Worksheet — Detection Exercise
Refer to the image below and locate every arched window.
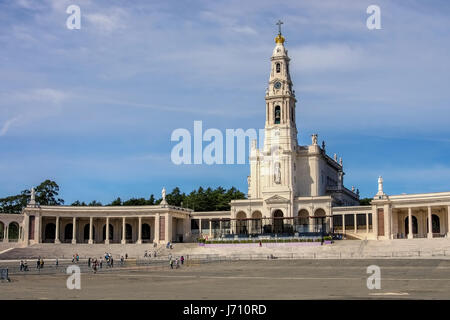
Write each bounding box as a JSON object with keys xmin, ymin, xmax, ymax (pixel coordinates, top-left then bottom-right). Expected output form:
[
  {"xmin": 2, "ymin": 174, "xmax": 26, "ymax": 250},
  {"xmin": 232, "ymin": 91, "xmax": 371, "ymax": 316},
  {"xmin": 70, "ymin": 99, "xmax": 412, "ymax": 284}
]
[
  {"xmin": 276, "ymin": 63, "xmax": 281, "ymax": 73},
  {"xmin": 274, "ymin": 106, "xmax": 281, "ymax": 124}
]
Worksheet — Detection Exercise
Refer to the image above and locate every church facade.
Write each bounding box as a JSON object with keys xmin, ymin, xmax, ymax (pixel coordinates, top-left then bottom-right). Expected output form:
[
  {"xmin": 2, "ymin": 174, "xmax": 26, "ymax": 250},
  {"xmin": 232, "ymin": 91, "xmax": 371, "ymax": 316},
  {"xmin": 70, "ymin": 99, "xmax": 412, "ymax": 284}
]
[{"xmin": 1, "ymin": 29, "xmax": 450, "ymax": 246}]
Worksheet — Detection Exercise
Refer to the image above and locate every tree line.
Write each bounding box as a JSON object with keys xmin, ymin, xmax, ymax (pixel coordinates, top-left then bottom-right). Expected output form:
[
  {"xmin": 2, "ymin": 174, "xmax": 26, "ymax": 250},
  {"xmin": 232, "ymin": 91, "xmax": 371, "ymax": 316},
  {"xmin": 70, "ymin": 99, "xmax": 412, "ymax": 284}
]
[{"xmin": 0, "ymin": 180, "xmax": 246, "ymax": 213}]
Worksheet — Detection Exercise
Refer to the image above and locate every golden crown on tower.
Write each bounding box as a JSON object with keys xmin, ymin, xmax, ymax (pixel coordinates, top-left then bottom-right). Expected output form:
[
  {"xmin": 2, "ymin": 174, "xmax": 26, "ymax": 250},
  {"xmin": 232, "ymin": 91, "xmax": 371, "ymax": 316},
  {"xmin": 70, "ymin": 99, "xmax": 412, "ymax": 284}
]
[{"xmin": 275, "ymin": 34, "xmax": 285, "ymax": 44}]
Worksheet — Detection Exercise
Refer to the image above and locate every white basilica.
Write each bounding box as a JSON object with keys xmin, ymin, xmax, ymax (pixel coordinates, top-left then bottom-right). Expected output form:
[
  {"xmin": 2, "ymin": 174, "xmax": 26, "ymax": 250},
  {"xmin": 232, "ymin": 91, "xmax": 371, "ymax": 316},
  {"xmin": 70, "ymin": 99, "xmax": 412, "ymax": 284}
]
[{"xmin": 1, "ymin": 27, "xmax": 450, "ymax": 246}]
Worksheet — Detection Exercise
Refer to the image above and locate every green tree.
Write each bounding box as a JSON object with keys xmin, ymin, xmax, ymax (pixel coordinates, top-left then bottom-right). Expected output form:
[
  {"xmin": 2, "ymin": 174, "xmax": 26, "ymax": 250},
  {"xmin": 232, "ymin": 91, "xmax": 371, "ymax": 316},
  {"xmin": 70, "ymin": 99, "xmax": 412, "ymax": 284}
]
[
  {"xmin": 109, "ymin": 197, "xmax": 122, "ymax": 206},
  {"xmin": 35, "ymin": 180, "xmax": 64, "ymax": 206},
  {"xmin": 0, "ymin": 180, "xmax": 64, "ymax": 213},
  {"xmin": 359, "ymin": 198, "xmax": 372, "ymax": 205},
  {"xmin": 146, "ymin": 194, "xmax": 155, "ymax": 205},
  {"xmin": 88, "ymin": 200, "xmax": 102, "ymax": 206}
]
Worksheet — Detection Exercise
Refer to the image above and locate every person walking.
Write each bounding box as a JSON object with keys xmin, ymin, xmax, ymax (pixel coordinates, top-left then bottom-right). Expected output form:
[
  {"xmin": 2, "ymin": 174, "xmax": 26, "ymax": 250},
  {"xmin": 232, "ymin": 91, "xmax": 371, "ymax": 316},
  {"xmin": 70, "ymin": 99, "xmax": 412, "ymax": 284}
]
[
  {"xmin": 88, "ymin": 257, "xmax": 91, "ymax": 267},
  {"xmin": 40, "ymin": 258, "xmax": 44, "ymax": 269},
  {"xmin": 20, "ymin": 260, "xmax": 24, "ymax": 272},
  {"xmin": 169, "ymin": 258, "xmax": 173, "ymax": 269},
  {"xmin": 55, "ymin": 258, "xmax": 59, "ymax": 268},
  {"xmin": 180, "ymin": 256, "xmax": 184, "ymax": 265},
  {"xmin": 36, "ymin": 258, "xmax": 40, "ymax": 270}
]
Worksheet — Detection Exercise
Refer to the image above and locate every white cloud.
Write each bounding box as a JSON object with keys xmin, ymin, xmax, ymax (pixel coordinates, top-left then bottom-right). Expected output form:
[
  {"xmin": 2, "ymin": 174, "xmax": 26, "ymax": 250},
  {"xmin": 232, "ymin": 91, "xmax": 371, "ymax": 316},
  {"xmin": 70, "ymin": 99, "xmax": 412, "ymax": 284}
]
[{"xmin": 0, "ymin": 116, "xmax": 21, "ymax": 136}]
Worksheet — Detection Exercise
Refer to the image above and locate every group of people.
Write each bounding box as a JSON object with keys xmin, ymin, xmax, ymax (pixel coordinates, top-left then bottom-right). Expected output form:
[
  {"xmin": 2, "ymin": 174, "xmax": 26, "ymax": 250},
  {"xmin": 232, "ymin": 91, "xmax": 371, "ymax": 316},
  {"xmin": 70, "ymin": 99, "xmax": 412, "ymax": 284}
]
[
  {"xmin": 89, "ymin": 258, "xmax": 103, "ymax": 273},
  {"xmin": 36, "ymin": 257, "xmax": 44, "ymax": 269},
  {"xmin": 144, "ymin": 250, "xmax": 157, "ymax": 258},
  {"xmin": 169, "ymin": 255, "xmax": 184, "ymax": 269},
  {"xmin": 71, "ymin": 253, "xmax": 80, "ymax": 263},
  {"xmin": 19, "ymin": 260, "xmax": 29, "ymax": 271}
]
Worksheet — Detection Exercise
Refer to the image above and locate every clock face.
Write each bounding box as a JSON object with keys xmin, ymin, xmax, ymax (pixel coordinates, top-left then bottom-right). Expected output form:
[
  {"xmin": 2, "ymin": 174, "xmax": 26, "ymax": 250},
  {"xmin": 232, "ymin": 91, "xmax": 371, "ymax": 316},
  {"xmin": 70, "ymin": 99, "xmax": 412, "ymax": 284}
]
[{"xmin": 274, "ymin": 81, "xmax": 281, "ymax": 89}]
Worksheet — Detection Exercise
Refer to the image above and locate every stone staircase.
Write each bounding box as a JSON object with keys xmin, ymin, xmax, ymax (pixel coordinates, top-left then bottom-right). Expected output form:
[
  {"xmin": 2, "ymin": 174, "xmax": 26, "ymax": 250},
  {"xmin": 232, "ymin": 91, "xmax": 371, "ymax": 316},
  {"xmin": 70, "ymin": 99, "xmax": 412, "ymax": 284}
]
[{"xmin": 1, "ymin": 239, "xmax": 449, "ymax": 260}]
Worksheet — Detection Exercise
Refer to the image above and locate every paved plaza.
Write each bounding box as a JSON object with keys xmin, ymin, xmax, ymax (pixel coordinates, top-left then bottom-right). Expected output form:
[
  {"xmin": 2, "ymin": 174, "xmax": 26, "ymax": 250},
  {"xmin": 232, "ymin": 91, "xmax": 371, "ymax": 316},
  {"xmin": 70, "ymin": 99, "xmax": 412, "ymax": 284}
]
[{"xmin": 1, "ymin": 259, "xmax": 450, "ymax": 299}]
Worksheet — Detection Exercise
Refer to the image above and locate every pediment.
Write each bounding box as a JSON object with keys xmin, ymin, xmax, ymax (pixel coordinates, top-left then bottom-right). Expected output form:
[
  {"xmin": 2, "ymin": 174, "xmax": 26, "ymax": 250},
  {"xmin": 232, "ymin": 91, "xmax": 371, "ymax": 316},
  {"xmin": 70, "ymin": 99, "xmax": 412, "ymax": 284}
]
[{"xmin": 265, "ymin": 195, "xmax": 290, "ymax": 204}]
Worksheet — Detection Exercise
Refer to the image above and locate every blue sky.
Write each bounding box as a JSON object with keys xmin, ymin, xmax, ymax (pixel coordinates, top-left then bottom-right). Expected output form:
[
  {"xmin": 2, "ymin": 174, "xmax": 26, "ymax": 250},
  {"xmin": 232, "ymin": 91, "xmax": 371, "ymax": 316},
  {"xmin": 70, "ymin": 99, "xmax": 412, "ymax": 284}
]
[{"xmin": 1, "ymin": 0, "xmax": 450, "ymax": 204}]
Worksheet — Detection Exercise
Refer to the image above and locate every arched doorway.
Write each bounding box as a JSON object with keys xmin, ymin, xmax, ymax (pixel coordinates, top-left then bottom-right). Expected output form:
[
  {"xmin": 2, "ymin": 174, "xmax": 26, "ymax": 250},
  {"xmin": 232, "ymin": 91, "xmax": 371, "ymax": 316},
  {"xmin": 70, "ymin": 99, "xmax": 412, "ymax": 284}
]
[
  {"xmin": 273, "ymin": 210, "xmax": 284, "ymax": 234},
  {"xmin": 125, "ymin": 224, "xmax": 132, "ymax": 241},
  {"xmin": 64, "ymin": 223, "xmax": 73, "ymax": 242},
  {"xmin": 251, "ymin": 211, "xmax": 262, "ymax": 234},
  {"xmin": 8, "ymin": 222, "xmax": 19, "ymax": 241},
  {"xmin": 142, "ymin": 223, "xmax": 151, "ymax": 242},
  {"xmin": 297, "ymin": 209, "xmax": 309, "ymax": 233},
  {"xmin": 102, "ymin": 224, "xmax": 114, "ymax": 241},
  {"xmin": 0, "ymin": 222, "xmax": 4, "ymax": 240},
  {"xmin": 44, "ymin": 223, "xmax": 56, "ymax": 242},
  {"xmin": 236, "ymin": 211, "xmax": 247, "ymax": 235},
  {"xmin": 427, "ymin": 214, "xmax": 440, "ymax": 234},
  {"xmin": 404, "ymin": 216, "xmax": 418, "ymax": 235},
  {"xmin": 84, "ymin": 224, "xmax": 95, "ymax": 242},
  {"xmin": 313, "ymin": 208, "xmax": 326, "ymax": 233}
]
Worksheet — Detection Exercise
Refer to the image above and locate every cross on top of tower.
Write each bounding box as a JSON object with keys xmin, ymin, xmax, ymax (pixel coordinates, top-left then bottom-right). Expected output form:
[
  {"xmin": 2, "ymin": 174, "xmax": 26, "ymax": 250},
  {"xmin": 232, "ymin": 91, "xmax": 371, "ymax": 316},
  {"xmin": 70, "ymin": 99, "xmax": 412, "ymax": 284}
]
[
  {"xmin": 274, "ymin": 20, "xmax": 285, "ymax": 44},
  {"xmin": 276, "ymin": 20, "xmax": 283, "ymax": 35}
]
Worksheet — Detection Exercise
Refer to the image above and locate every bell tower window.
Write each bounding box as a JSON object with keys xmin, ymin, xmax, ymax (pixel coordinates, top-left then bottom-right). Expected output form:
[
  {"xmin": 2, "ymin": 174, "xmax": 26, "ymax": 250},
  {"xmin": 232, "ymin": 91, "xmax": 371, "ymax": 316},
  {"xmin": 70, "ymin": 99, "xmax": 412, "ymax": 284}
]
[
  {"xmin": 274, "ymin": 106, "xmax": 281, "ymax": 124},
  {"xmin": 276, "ymin": 63, "xmax": 281, "ymax": 73}
]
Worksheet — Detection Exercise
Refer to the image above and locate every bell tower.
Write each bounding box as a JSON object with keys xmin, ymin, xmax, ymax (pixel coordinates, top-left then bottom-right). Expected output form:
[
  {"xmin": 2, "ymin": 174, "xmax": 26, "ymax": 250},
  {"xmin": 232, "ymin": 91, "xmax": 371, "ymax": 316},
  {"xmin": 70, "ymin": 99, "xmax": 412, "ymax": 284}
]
[{"xmin": 264, "ymin": 20, "xmax": 298, "ymax": 154}]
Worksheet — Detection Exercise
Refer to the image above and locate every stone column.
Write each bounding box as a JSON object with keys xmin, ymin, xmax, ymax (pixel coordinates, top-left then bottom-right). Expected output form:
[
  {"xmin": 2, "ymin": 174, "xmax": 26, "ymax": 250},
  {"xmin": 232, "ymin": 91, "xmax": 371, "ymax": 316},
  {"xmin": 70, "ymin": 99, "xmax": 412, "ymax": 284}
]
[
  {"xmin": 88, "ymin": 217, "xmax": 93, "ymax": 244},
  {"xmin": 329, "ymin": 212, "xmax": 334, "ymax": 233},
  {"xmin": 354, "ymin": 214, "xmax": 357, "ymax": 233},
  {"xmin": 105, "ymin": 217, "xmax": 110, "ymax": 244},
  {"xmin": 137, "ymin": 217, "xmax": 142, "ymax": 244},
  {"xmin": 37, "ymin": 215, "xmax": 42, "ymax": 243},
  {"xmin": 199, "ymin": 218, "xmax": 202, "ymax": 237},
  {"xmin": 342, "ymin": 215, "xmax": 346, "ymax": 234},
  {"xmin": 165, "ymin": 213, "xmax": 172, "ymax": 243},
  {"xmin": 154, "ymin": 214, "xmax": 160, "ymax": 244},
  {"xmin": 219, "ymin": 219, "xmax": 223, "ymax": 237},
  {"xmin": 372, "ymin": 207, "xmax": 378, "ymax": 240},
  {"xmin": 427, "ymin": 206, "xmax": 433, "ymax": 239},
  {"xmin": 23, "ymin": 214, "xmax": 29, "ymax": 244},
  {"xmin": 72, "ymin": 217, "xmax": 77, "ymax": 244},
  {"xmin": 408, "ymin": 208, "xmax": 413, "ymax": 239},
  {"xmin": 121, "ymin": 217, "xmax": 126, "ymax": 244},
  {"xmin": 447, "ymin": 205, "xmax": 450, "ymax": 238},
  {"xmin": 384, "ymin": 204, "xmax": 392, "ymax": 239},
  {"xmin": 209, "ymin": 219, "xmax": 212, "ymax": 238},
  {"xmin": 4, "ymin": 225, "xmax": 8, "ymax": 242},
  {"xmin": 55, "ymin": 216, "xmax": 60, "ymax": 244},
  {"xmin": 366, "ymin": 213, "xmax": 369, "ymax": 234}
]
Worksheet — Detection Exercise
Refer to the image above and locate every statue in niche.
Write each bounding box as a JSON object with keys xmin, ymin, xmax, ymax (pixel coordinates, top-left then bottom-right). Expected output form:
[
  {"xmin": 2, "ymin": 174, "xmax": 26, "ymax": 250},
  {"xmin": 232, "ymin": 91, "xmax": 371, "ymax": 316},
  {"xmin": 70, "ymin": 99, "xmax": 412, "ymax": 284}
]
[{"xmin": 274, "ymin": 162, "xmax": 281, "ymax": 184}]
